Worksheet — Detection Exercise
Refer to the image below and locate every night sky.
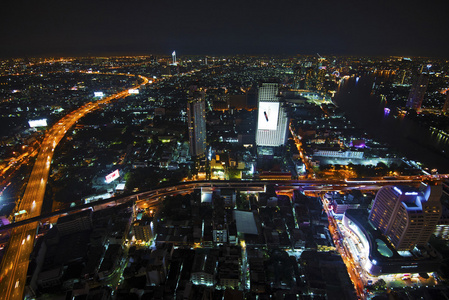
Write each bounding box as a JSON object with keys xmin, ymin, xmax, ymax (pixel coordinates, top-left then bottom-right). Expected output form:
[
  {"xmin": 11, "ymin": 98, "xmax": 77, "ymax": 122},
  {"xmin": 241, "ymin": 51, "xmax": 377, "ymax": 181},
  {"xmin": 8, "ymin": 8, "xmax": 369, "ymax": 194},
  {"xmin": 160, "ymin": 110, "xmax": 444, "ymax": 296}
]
[{"xmin": 1, "ymin": 0, "xmax": 449, "ymax": 58}]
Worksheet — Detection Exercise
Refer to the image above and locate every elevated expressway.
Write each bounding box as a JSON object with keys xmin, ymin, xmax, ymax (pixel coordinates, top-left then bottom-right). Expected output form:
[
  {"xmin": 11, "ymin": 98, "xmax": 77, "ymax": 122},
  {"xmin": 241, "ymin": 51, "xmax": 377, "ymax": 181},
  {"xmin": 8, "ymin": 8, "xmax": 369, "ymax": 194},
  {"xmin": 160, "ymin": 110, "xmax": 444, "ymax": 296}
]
[
  {"xmin": 0, "ymin": 176, "xmax": 434, "ymax": 299},
  {"xmin": 0, "ymin": 74, "xmax": 149, "ymax": 300},
  {"xmin": 0, "ymin": 177, "xmax": 428, "ymax": 233}
]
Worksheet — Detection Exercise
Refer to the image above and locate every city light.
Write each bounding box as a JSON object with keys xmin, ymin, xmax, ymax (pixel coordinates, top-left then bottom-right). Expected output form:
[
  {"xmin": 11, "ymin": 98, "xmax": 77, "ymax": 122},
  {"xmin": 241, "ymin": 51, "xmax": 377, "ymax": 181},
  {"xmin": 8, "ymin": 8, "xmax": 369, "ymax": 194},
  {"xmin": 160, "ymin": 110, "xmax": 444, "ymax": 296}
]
[
  {"xmin": 28, "ymin": 119, "xmax": 47, "ymax": 127},
  {"xmin": 1, "ymin": 54, "xmax": 448, "ymax": 300},
  {"xmin": 105, "ymin": 169, "xmax": 120, "ymax": 183}
]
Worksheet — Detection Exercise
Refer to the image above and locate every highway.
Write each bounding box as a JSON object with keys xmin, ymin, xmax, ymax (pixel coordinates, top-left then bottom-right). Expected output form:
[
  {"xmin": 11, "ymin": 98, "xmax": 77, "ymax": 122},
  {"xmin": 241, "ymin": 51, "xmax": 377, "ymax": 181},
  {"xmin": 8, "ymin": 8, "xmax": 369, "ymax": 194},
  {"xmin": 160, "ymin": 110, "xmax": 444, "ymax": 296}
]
[
  {"xmin": 0, "ymin": 141, "xmax": 40, "ymax": 187},
  {"xmin": 0, "ymin": 74, "xmax": 150, "ymax": 300},
  {"xmin": 0, "ymin": 177, "xmax": 435, "ymax": 232}
]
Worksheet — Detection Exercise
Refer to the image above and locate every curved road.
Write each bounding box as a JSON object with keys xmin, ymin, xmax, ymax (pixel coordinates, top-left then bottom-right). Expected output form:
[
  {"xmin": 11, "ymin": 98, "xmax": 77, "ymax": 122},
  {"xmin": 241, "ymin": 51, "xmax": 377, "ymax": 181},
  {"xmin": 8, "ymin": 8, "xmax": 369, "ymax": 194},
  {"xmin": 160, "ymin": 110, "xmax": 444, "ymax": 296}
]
[{"xmin": 0, "ymin": 73, "xmax": 150, "ymax": 300}]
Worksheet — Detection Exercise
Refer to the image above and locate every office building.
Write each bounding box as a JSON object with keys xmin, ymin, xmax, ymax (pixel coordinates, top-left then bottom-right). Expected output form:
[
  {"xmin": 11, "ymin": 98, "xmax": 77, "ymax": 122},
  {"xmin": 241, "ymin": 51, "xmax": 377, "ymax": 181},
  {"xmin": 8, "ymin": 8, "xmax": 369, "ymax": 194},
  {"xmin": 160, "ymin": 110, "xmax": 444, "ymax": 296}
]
[
  {"xmin": 369, "ymin": 184, "xmax": 442, "ymax": 251},
  {"xmin": 316, "ymin": 66, "xmax": 326, "ymax": 91},
  {"xmin": 343, "ymin": 209, "xmax": 442, "ymax": 276},
  {"xmin": 442, "ymin": 91, "xmax": 449, "ymax": 114},
  {"xmin": 406, "ymin": 73, "xmax": 429, "ymax": 111},
  {"xmin": 187, "ymin": 86, "xmax": 207, "ymax": 157},
  {"xmin": 133, "ymin": 221, "xmax": 152, "ymax": 242},
  {"xmin": 56, "ymin": 209, "xmax": 93, "ymax": 236},
  {"xmin": 304, "ymin": 67, "xmax": 316, "ymax": 90},
  {"xmin": 255, "ymin": 83, "xmax": 288, "ymax": 147},
  {"xmin": 191, "ymin": 252, "xmax": 217, "ymax": 286}
]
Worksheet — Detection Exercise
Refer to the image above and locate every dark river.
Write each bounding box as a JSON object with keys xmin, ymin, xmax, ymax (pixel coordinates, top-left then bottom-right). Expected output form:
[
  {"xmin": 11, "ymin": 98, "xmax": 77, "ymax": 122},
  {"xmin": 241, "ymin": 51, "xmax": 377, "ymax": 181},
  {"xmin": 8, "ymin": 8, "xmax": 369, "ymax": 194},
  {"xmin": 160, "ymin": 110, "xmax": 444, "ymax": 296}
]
[{"xmin": 333, "ymin": 74, "xmax": 449, "ymax": 173}]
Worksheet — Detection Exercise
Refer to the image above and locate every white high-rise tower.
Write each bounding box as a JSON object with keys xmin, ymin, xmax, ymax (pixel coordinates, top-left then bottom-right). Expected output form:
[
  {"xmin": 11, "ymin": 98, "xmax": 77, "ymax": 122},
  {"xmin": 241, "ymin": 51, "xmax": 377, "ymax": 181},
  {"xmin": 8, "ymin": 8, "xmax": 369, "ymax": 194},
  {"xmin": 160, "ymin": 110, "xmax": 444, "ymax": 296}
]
[
  {"xmin": 255, "ymin": 83, "xmax": 288, "ymax": 147},
  {"xmin": 172, "ymin": 51, "xmax": 177, "ymax": 65}
]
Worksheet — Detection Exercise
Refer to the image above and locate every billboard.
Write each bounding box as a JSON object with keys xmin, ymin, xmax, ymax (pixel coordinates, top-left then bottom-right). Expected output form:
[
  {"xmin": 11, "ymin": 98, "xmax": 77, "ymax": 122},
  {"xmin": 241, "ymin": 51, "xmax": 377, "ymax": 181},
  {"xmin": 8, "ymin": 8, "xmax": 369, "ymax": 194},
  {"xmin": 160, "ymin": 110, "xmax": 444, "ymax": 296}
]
[
  {"xmin": 128, "ymin": 89, "xmax": 139, "ymax": 94},
  {"xmin": 257, "ymin": 102, "xmax": 279, "ymax": 130},
  {"xmin": 28, "ymin": 119, "xmax": 47, "ymax": 127},
  {"xmin": 105, "ymin": 169, "xmax": 120, "ymax": 183},
  {"xmin": 94, "ymin": 92, "xmax": 104, "ymax": 97}
]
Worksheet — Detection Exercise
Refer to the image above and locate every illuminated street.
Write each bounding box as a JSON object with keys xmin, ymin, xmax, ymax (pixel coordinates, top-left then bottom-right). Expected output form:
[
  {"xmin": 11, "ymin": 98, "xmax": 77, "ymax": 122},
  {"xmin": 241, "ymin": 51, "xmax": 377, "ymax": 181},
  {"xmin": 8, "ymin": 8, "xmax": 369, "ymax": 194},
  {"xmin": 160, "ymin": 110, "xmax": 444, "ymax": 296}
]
[{"xmin": 0, "ymin": 73, "xmax": 149, "ymax": 300}]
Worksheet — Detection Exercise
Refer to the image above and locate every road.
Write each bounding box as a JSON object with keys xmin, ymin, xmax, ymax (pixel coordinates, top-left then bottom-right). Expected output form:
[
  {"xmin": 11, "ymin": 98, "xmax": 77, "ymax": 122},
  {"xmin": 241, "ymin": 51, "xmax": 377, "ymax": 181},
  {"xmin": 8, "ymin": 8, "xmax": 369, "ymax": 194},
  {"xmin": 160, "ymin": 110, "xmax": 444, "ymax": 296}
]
[
  {"xmin": 0, "ymin": 141, "xmax": 40, "ymax": 187},
  {"xmin": 0, "ymin": 74, "xmax": 149, "ymax": 300},
  {"xmin": 320, "ymin": 193, "xmax": 366, "ymax": 299},
  {"xmin": 289, "ymin": 122, "xmax": 316, "ymax": 178},
  {"xmin": 0, "ymin": 174, "xmax": 442, "ymax": 299}
]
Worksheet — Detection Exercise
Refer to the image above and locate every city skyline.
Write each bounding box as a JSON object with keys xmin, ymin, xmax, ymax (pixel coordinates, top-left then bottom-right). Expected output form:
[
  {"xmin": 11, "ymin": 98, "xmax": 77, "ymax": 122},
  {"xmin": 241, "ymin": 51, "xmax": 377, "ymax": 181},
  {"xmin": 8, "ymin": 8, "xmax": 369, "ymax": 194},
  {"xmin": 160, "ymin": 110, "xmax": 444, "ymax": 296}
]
[
  {"xmin": 1, "ymin": 0, "xmax": 449, "ymax": 58},
  {"xmin": 1, "ymin": 54, "xmax": 449, "ymax": 299}
]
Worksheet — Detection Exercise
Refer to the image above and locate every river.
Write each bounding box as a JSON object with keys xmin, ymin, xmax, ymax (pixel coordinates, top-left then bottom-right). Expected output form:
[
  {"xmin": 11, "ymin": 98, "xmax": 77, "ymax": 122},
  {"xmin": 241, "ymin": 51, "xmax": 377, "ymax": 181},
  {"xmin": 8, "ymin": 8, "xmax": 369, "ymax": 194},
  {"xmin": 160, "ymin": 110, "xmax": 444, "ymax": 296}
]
[{"xmin": 333, "ymin": 74, "xmax": 449, "ymax": 173}]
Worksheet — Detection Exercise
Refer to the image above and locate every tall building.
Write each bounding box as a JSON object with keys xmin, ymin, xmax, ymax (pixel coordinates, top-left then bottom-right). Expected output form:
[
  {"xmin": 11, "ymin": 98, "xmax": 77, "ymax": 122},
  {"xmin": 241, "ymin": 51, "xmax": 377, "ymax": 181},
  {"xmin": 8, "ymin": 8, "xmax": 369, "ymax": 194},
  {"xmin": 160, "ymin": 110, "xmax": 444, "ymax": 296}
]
[
  {"xmin": 292, "ymin": 64, "xmax": 302, "ymax": 89},
  {"xmin": 255, "ymin": 83, "xmax": 288, "ymax": 147},
  {"xmin": 133, "ymin": 221, "xmax": 152, "ymax": 242},
  {"xmin": 187, "ymin": 86, "xmax": 207, "ymax": 157},
  {"xmin": 172, "ymin": 51, "xmax": 177, "ymax": 65},
  {"xmin": 369, "ymin": 184, "xmax": 442, "ymax": 251},
  {"xmin": 442, "ymin": 91, "xmax": 449, "ymax": 114},
  {"xmin": 406, "ymin": 73, "xmax": 429, "ymax": 111},
  {"xmin": 316, "ymin": 67, "xmax": 326, "ymax": 91},
  {"xmin": 304, "ymin": 67, "xmax": 316, "ymax": 90},
  {"xmin": 55, "ymin": 209, "xmax": 92, "ymax": 236}
]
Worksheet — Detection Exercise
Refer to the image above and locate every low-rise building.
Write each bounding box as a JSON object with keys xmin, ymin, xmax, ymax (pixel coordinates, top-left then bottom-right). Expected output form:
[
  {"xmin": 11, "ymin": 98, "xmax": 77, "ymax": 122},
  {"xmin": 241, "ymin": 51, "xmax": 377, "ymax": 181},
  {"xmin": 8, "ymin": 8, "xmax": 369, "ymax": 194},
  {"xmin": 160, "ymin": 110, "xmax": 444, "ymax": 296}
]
[{"xmin": 190, "ymin": 251, "xmax": 217, "ymax": 286}]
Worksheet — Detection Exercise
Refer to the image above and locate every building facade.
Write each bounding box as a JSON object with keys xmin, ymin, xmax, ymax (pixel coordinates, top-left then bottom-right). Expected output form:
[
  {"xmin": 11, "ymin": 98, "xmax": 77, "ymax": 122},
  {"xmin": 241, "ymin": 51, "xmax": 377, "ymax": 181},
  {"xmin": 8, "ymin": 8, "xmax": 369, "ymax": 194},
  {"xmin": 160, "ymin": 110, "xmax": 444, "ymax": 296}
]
[
  {"xmin": 369, "ymin": 184, "xmax": 442, "ymax": 251},
  {"xmin": 133, "ymin": 221, "xmax": 152, "ymax": 242},
  {"xmin": 187, "ymin": 87, "xmax": 207, "ymax": 157},
  {"xmin": 313, "ymin": 149, "xmax": 364, "ymax": 159},
  {"xmin": 406, "ymin": 73, "xmax": 429, "ymax": 111},
  {"xmin": 442, "ymin": 91, "xmax": 449, "ymax": 114},
  {"xmin": 55, "ymin": 209, "xmax": 93, "ymax": 236},
  {"xmin": 255, "ymin": 83, "xmax": 288, "ymax": 147}
]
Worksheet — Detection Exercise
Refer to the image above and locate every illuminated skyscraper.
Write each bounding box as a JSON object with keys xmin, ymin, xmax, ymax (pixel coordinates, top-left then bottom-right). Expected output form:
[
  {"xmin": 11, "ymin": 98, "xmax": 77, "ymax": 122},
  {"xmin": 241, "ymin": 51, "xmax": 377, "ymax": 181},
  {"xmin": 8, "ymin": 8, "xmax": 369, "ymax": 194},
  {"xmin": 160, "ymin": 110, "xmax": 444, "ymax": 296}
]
[
  {"xmin": 442, "ymin": 91, "xmax": 449, "ymax": 114},
  {"xmin": 255, "ymin": 83, "xmax": 288, "ymax": 147},
  {"xmin": 369, "ymin": 184, "xmax": 442, "ymax": 251},
  {"xmin": 316, "ymin": 67, "xmax": 326, "ymax": 91},
  {"xmin": 187, "ymin": 87, "xmax": 206, "ymax": 157},
  {"xmin": 406, "ymin": 73, "xmax": 429, "ymax": 111}
]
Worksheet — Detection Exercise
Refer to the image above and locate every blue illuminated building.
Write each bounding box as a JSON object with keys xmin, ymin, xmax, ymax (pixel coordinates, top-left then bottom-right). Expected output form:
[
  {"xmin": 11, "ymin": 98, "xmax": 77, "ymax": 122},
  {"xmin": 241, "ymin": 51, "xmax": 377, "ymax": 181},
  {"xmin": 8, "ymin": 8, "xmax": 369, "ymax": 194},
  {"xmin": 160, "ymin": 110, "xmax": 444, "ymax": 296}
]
[
  {"xmin": 342, "ymin": 184, "xmax": 443, "ymax": 276},
  {"xmin": 369, "ymin": 184, "xmax": 442, "ymax": 251}
]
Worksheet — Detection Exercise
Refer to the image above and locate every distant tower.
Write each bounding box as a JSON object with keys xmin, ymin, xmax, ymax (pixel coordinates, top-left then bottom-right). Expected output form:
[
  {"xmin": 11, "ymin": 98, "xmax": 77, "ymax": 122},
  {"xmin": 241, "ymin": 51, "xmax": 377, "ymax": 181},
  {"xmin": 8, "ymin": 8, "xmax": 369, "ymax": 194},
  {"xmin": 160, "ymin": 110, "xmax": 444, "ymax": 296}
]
[
  {"xmin": 443, "ymin": 91, "xmax": 449, "ymax": 114},
  {"xmin": 316, "ymin": 67, "xmax": 326, "ymax": 91},
  {"xmin": 293, "ymin": 64, "xmax": 302, "ymax": 89},
  {"xmin": 406, "ymin": 73, "xmax": 429, "ymax": 111},
  {"xmin": 172, "ymin": 51, "xmax": 177, "ymax": 65},
  {"xmin": 255, "ymin": 82, "xmax": 289, "ymax": 147},
  {"xmin": 187, "ymin": 86, "xmax": 206, "ymax": 157},
  {"xmin": 304, "ymin": 67, "xmax": 316, "ymax": 90},
  {"xmin": 369, "ymin": 185, "xmax": 442, "ymax": 251}
]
